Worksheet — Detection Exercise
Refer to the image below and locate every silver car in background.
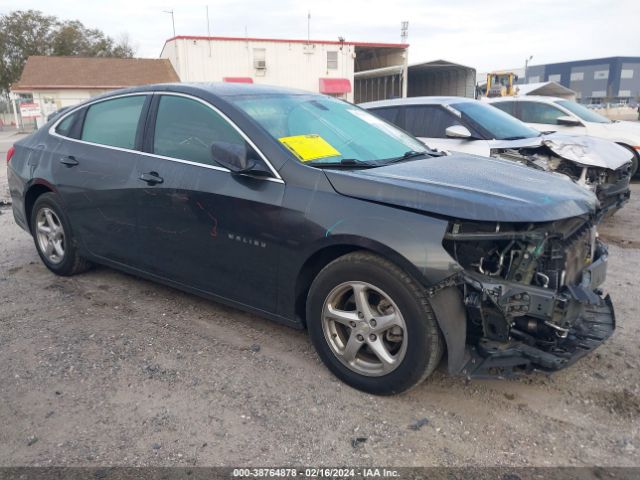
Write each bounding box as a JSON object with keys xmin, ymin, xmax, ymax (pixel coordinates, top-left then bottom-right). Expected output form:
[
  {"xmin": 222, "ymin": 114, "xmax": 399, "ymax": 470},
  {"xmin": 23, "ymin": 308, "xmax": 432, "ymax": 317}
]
[{"xmin": 361, "ymin": 96, "xmax": 632, "ymax": 216}]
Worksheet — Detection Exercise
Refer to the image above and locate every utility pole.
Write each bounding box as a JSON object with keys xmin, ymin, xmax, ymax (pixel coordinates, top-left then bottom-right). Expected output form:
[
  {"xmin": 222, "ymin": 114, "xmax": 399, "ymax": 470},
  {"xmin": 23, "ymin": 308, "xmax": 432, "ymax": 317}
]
[
  {"xmin": 400, "ymin": 21, "xmax": 409, "ymax": 43},
  {"xmin": 206, "ymin": 5, "xmax": 212, "ymax": 57},
  {"xmin": 164, "ymin": 10, "xmax": 176, "ymax": 38},
  {"xmin": 163, "ymin": 10, "xmax": 179, "ymax": 77},
  {"xmin": 524, "ymin": 55, "xmax": 533, "ymax": 83},
  {"xmin": 307, "ymin": 11, "xmax": 311, "ymax": 43}
]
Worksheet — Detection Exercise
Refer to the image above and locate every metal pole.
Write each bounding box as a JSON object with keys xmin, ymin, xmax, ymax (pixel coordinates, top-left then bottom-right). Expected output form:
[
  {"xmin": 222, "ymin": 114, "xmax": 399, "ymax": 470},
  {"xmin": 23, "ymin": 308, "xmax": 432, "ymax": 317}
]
[
  {"xmin": 10, "ymin": 93, "xmax": 20, "ymax": 131},
  {"xmin": 206, "ymin": 6, "xmax": 212, "ymax": 57}
]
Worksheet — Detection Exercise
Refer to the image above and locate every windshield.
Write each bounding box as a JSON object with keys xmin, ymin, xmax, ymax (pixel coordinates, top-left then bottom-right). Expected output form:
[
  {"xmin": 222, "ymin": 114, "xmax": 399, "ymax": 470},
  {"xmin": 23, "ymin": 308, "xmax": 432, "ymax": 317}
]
[
  {"xmin": 556, "ymin": 100, "xmax": 611, "ymax": 124},
  {"xmin": 231, "ymin": 93, "xmax": 428, "ymax": 164},
  {"xmin": 452, "ymin": 101, "xmax": 541, "ymax": 140}
]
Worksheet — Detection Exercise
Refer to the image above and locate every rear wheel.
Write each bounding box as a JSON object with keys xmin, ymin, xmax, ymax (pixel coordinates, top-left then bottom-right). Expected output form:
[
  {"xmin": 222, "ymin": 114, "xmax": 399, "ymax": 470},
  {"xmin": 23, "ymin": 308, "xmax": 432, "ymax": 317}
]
[
  {"xmin": 30, "ymin": 192, "xmax": 91, "ymax": 276},
  {"xmin": 307, "ymin": 251, "xmax": 443, "ymax": 395}
]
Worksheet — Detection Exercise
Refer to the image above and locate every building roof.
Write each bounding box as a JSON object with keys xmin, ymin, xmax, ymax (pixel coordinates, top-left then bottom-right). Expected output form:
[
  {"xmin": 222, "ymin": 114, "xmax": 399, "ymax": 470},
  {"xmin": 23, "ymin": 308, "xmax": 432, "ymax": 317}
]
[
  {"xmin": 163, "ymin": 35, "xmax": 408, "ymax": 51},
  {"xmin": 512, "ymin": 81, "xmax": 576, "ymax": 100},
  {"xmin": 12, "ymin": 56, "xmax": 180, "ymax": 91}
]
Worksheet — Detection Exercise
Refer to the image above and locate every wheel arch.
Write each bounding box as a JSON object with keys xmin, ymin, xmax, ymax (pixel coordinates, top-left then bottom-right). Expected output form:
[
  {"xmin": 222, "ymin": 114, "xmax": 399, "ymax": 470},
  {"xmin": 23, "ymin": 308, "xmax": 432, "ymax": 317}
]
[
  {"xmin": 293, "ymin": 236, "xmax": 429, "ymax": 328},
  {"xmin": 615, "ymin": 142, "xmax": 639, "ymax": 177},
  {"xmin": 24, "ymin": 181, "xmax": 56, "ymax": 233}
]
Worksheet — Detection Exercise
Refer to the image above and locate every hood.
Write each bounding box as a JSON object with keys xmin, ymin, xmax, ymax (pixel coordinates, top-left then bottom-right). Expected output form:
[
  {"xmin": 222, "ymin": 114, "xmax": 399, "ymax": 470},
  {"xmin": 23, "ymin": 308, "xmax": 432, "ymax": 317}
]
[
  {"xmin": 324, "ymin": 154, "xmax": 597, "ymax": 223},
  {"xmin": 586, "ymin": 120, "xmax": 640, "ymax": 145},
  {"xmin": 490, "ymin": 133, "xmax": 632, "ymax": 170}
]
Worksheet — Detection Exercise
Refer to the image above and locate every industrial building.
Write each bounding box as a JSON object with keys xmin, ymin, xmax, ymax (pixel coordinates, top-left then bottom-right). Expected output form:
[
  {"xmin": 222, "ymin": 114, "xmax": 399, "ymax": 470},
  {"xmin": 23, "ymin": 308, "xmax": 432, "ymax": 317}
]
[
  {"xmin": 523, "ymin": 56, "xmax": 640, "ymax": 105},
  {"xmin": 160, "ymin": 35, "xmax": 409, "ymax": 103},
  {"xmin": 160, "ymin": 35, "xmax": 476, "ymax": 103}
]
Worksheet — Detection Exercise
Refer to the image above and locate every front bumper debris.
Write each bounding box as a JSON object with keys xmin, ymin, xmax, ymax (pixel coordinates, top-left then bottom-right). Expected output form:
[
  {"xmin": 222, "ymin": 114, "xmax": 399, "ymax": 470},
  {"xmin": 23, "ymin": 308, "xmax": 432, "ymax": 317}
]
[
  {"xmin": 461, "ymin": 295, "xmax": 615, "ymax": 378},
  {"xmin": 456, "ymin": 242, "xmax": 614, "ymax": 379}
]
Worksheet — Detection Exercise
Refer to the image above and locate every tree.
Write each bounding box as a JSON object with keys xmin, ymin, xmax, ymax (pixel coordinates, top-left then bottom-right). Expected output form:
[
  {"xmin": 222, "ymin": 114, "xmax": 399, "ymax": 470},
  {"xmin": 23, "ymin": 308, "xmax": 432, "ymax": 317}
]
[{"xmin": 0, "ymin": 10, "xmax": 136, "ymax": 95}]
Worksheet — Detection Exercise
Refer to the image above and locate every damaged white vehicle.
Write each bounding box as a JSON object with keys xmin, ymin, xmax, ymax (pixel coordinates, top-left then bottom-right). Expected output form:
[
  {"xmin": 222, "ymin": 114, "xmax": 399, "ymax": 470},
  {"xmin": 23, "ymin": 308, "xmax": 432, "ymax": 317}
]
[{"xmin": 361, "ymin": 97, "xmax": 632, "ymax": 216}]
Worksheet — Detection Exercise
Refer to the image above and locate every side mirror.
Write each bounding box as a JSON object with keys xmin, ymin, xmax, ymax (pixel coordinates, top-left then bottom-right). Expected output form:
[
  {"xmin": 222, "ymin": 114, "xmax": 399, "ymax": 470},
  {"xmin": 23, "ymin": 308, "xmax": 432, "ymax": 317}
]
[
  {"xmin": 556, "ymin": 115, "xmax": 582, "ymax": 126},
  {"xmin": 445, "ymin": 125, "xmax": 473, "ymax": 139},
  {"xmin": 210, "ymin": 141, "xmax": 272, "ymax": 177}
]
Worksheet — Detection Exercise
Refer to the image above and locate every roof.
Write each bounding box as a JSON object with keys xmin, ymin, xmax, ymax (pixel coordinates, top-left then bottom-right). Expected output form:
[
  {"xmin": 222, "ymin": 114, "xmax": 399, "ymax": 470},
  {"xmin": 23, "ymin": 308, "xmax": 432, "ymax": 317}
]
[
  {"xmin": 409, "ymin": 59, "xmax": 476, "ymax": 72},
  {"xmin": 12, "ymin": 56, "xmax": 180, "ymax": 91},
  {"xmin": 359, "ymin": 96, "xmax": 475, "ymax": 108},
  {"xmin": 164, "ymin": 35, "xmax": 408, "ymax": 50},
  {"xmin": 512, "ymin": 81, "xmax": 576, "ymax": 99}
]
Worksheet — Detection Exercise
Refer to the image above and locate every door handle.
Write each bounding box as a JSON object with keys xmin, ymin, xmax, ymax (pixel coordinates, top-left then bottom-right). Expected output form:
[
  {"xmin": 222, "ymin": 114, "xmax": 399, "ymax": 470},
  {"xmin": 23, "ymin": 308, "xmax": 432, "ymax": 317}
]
[
  {"xmin": 139, "ymin": 171, "xmax": 164, "ymax": 185},
  {"xmin": 60, "ymin": 155, "xmax": 79, "ymax": 167}
]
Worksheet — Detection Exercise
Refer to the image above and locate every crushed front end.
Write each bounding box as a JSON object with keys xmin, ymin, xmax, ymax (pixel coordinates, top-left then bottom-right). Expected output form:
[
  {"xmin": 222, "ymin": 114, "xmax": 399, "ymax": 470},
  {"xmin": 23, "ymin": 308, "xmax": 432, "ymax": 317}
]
[
  {"xmin": 443, "ymin": 216, "xmax": 615, "ymax": 378},
  {"xmin": 491, "ymin": 146, "xmax": 632, "ymax": 217}
]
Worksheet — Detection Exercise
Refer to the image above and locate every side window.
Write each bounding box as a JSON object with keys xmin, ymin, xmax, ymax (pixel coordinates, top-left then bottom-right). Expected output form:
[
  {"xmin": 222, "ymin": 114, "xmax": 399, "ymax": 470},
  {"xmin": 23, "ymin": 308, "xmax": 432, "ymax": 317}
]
[
  {"xmin": 370, "ymin": 107, "xmax": 401, "ymax": 127},
  {"xmin": 55, "ymin": 112, "xmax": 79, "ymax": 138},
  {"xmin": 81, "ymin": 96, "xmax": 146, "ymax": 149},
  {"xmin": 519, "ymin": 102, "xmax": 565, "ymax": 124},
  {"xmin": 327, "ymin": 51, "xmax": 338, "ymax": 70},
  {"xmin": 153, "ymin": 95, "xmax": 247, "ymax": 167},
  {"xmin": 491, "ymin": 101, "xmax": 516, "ymax": 117},
  {"xmin": 403, "ymin": 106, "xmax": 461, "ymax": 138}
]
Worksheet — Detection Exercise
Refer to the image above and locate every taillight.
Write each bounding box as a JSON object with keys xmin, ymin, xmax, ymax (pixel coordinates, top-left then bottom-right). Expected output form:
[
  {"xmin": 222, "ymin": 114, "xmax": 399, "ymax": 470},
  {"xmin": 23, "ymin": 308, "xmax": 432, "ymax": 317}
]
[{"xmin": 6, "ymin": 145, "xmax": 15, "ymax": 164}]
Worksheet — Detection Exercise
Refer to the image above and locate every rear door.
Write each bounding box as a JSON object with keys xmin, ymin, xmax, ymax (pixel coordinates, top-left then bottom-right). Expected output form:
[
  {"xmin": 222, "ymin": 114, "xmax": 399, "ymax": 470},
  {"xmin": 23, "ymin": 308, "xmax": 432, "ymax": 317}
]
[
  {"xmin": 134, "ymin": 93, "xmax": 285, "ymax": 312},
  {"xmin": 51, "ymin": 94, "xmax": 150, "ymax": 265}
]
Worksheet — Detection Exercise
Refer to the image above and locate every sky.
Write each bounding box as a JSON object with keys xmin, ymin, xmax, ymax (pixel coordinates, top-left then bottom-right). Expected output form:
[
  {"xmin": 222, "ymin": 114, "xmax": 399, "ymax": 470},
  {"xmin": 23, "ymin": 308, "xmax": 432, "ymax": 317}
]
[{"xmin": 1, "ymin": 0, "xmax": 638, "ymax": 72}]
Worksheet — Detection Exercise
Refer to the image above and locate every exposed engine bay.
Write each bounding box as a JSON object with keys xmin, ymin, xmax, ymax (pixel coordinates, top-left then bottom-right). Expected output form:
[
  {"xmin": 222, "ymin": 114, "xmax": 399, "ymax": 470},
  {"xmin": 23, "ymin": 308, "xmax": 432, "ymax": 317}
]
[
  {"xmin": 442, "ymin": 216, "xmax": 615, "ymax": 377},
  {"xmin": 491, "ymin": 144, "xmax": 631, "ymax": 215}
]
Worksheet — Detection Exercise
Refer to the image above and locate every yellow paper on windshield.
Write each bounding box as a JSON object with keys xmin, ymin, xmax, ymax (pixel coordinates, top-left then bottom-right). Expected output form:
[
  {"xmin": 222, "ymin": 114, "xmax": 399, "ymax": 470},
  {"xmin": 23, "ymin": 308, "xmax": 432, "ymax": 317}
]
[{"xmin": 278, "ymin": 134, "xmax": 340, "ymax": 162}]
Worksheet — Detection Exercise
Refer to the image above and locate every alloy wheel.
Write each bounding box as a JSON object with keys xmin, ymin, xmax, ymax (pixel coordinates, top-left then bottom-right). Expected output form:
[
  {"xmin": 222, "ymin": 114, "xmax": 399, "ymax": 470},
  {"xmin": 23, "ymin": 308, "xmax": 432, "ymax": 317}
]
[
  {"xmin": 321, "ymin": 281, "xmax": 408, "ymax": 377},
  {"xmin": 35, "ymin": 207, "xmax": 65, "ymax": 264}
]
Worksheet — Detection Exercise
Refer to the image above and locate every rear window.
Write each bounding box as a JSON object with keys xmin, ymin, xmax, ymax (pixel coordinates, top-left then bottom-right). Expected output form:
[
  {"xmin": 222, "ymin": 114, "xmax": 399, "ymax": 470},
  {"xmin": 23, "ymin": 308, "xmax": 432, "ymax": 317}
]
[{"xmin": 81, "ymin": 96, "xmax": 146, "ymax": 149}]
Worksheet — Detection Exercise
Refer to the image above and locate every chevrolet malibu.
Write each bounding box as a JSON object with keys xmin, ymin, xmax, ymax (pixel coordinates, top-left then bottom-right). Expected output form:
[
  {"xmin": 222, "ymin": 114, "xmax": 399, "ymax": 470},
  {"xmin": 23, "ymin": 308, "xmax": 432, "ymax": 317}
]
[{"xmin": 6, "ymin": 84, "xmax": 615, "ymax": 394}]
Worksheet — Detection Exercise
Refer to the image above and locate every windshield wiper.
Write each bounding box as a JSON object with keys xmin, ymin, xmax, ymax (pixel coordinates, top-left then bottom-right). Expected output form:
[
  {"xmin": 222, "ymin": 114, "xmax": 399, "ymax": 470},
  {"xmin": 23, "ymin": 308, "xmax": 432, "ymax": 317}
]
[
  {"xmin": 501, "ymin": 136, "xmax": 531, "ymax": 141},
  {"xmin": 307, "ymin": 158, "xmax": 377, "ymax": 169},
  {"xmin": 383, "ymin": 150, "xmax": 430, "ymax": 165}
]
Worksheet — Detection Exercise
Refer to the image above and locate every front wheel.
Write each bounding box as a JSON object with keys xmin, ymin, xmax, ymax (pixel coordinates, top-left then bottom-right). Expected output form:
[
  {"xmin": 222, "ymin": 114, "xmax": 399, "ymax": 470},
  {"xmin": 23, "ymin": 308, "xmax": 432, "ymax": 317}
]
[{"xmin": 307, "ymin": 252, "xmax": 443, "ymax": 395}]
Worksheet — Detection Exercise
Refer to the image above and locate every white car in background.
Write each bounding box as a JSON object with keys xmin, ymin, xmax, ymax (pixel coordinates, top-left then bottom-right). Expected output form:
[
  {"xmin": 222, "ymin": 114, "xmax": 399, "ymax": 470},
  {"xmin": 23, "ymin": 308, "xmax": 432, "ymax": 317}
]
[
  {"xmin": 487, "ymin": 95, "xmax": 640, "ymax": 177},
  {"xmin": 360, "ymin": 96, "xmax": 633, "ymax": 215}
]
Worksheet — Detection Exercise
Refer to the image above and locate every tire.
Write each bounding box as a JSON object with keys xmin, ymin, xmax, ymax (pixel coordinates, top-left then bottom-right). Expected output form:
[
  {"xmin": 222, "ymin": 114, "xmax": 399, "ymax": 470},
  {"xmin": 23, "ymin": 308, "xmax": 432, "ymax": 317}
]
[
  {"xmin": 30, "ymin": 192, "xmax": 92, "ymax": 276},
  {"xmin": 307, "ymin": 251, "xmax": 444, "ymax": 395},
  {"xmin": 619, "ymin": 144, "xmax": 639, "ymax": 178}
]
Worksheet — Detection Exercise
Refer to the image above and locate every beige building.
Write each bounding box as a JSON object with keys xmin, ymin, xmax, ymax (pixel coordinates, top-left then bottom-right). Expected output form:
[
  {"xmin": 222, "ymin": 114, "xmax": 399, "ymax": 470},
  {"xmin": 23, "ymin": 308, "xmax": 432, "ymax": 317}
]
[
  {"xmin": 11, "ymin": 56, "xmax": 179, "ymax": 127},
  {"xmin": 160, "ymin": 35, "xmax": 409, "ymax": 103}
]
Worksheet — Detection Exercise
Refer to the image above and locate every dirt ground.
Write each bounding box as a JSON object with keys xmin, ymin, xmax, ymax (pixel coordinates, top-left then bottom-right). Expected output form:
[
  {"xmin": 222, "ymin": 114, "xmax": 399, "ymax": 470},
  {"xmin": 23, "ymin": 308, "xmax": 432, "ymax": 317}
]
[{"xmin": 0, "ymin": 133, "xmax": 639, "ymax": 466}]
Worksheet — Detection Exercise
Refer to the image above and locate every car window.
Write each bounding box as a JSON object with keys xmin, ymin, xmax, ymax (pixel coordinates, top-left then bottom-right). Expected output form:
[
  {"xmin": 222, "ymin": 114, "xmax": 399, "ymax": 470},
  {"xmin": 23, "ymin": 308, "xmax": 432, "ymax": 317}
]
[
  {"xmin": 518, "ymin": 102, "xmax": 565, "ymax": 124},
  {"xmin": 55, "ymin": 112, "xmax": 78, "ymax": 137},
  {"xmin": 403, "ymin": 105, "xmax": 461, "ymax": 138},
  {"xmin": 370, "ymin": 107, "xmax": 401, "ymax": 126},
  {"xmin": 555, "ymin": 100, "xmax": 610, "ymax": 124},
  {"xmin": 491, "ymin": 101, "xmax": 516, "ymax": 117},
  {"xmin": 153, "ymin": 95, "xmax": 250, "ymax": 168},
  {"xmin": 451, "ymin": 101, "xmax": 540, "ymax": 140},
  {"xmin": 81, "ymin": 96, "xmax": 146, "ymax": 149}
]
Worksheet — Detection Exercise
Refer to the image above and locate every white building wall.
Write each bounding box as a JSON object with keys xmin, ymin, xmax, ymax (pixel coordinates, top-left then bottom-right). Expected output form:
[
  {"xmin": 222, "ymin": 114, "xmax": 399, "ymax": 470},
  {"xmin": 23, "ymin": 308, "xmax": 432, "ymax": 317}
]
[{"xmin": 162, "ymin": 38, "xmax": 356, "ymax": 101}]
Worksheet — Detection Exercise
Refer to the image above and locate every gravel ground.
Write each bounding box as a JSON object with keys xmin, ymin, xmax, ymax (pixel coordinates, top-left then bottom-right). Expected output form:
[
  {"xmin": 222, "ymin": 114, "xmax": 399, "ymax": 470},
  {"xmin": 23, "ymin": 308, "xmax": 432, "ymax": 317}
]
[{"xmin": 0, "ymin": 143, "xmax": 639, "ymax": 466}]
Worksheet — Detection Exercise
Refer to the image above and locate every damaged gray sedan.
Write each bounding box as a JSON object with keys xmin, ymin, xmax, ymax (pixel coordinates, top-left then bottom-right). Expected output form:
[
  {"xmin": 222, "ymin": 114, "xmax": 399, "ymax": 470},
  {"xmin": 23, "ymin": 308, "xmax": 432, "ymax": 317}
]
[
  {"xmin": 8, "ymin": 84, "xmax": 615, "ymax": 394},
  {"xmin": 361, "ymin": 97, "xmax": 632, "ymax": 216}
]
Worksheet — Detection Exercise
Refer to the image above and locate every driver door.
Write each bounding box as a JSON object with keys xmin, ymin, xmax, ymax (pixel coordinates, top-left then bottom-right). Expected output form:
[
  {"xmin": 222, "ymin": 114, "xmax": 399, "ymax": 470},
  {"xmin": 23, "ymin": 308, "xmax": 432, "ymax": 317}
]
[{"xmin": 134, "ymin": 93, "xmax": 285, "ymax": 312}]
